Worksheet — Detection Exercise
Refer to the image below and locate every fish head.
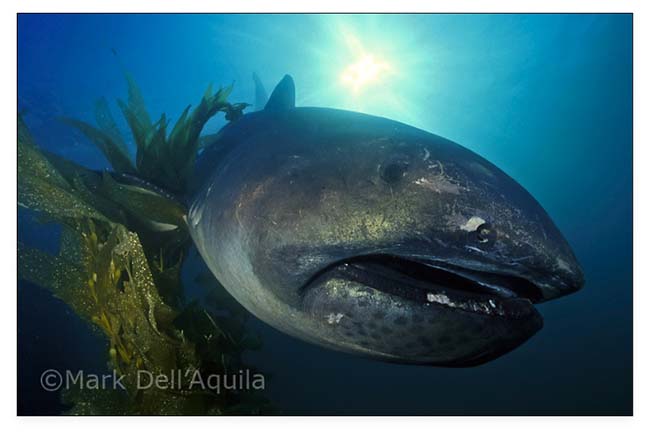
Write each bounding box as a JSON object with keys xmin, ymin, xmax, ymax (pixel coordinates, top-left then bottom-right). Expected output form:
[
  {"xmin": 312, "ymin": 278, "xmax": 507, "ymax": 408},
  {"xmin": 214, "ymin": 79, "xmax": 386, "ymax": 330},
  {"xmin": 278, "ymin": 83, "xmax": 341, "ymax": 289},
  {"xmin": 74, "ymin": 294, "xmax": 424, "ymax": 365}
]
[{"xmin": 190, "ymin": 108, "xmax": 584, "ymax": 366}]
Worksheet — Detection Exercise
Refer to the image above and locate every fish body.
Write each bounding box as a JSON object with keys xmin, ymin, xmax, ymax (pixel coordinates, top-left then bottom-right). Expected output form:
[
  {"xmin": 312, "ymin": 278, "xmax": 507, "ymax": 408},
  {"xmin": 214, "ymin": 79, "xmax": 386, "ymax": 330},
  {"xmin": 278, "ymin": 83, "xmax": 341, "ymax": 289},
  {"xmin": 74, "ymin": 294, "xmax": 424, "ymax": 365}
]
[{"xmin": 187, "ymin": 75, "xmax": 584, "ymax": 366}]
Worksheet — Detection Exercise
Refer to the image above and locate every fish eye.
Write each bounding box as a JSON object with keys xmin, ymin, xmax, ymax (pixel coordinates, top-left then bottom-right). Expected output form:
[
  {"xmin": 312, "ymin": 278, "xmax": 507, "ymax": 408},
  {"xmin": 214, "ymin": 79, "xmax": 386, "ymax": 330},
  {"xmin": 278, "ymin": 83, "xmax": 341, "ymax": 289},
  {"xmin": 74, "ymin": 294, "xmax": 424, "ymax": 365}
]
[
  {"xmin": 381, "ymin": 158, "xmax": 410, "ymax": 184},
  {"xmin": 476, "ymin": 223, "xmax": 495, "ymax": 244}
]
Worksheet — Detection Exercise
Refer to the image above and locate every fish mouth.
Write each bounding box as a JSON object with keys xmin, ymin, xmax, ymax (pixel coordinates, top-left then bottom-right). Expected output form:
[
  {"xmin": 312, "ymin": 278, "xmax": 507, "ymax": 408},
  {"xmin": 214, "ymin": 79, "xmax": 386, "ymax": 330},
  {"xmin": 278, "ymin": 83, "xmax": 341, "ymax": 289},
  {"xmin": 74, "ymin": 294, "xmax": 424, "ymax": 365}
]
[{"xmin": 300, "ymin": 254, "xmax": 544, "ymax": 320}]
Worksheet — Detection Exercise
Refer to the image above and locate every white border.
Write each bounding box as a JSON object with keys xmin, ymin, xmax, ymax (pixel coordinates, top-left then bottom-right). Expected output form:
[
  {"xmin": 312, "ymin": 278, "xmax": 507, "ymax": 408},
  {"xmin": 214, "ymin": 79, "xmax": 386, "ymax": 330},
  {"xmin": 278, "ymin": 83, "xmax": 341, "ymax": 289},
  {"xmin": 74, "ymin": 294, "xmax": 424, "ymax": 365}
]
[
  {"xmin": 3, "ymin": 0, "xmax": 643, "ymax": 14},
  {"xmin": 2, "ymin": 0, "xmax": 646, "ymax": 436}
]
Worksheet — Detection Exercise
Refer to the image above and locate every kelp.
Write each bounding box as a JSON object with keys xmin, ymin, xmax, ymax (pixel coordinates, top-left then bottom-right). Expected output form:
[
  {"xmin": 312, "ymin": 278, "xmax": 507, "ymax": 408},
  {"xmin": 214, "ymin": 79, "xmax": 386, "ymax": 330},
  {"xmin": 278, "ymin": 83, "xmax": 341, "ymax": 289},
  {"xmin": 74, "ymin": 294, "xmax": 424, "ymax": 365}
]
[
  {"xmin": 17, "ymin": 76, "xmax": 271, "ymax": 414},
  {"xmin": 58, "ymin": 73, "xmax": 249, "ymax": 194},
  {"xmin": 100, "ymin": 172, "xmax": 187, "ymax": 232},
  {"xmin": 20, "ymin": 222, "xmax": 203, "ymax": 414},
  {"xmin": 66, "ymin": 72, "xmax": 249, "ymax": 194},
  {"xmin": 56, "ymin": 74, "xmax": 250, "ymax": 305},
  {"xmin": 18, "ymin": 119, "xmax": 108, "ymax": 223},
  {"xmin": 19, "ymin": 223, "xmax": 194, "ymax": 375},
  {"xmin": 61, "ymin": 117, "xmax": 136, "ymax": 174}
]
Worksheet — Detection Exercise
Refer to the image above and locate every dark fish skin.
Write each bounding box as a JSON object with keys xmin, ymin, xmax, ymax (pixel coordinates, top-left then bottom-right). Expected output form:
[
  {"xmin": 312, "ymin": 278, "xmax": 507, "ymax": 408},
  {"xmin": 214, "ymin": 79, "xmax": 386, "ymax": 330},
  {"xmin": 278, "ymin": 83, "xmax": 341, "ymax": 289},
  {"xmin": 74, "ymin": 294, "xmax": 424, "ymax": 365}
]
[{"xmin": 187, "ymin": 78, "xmax": 583, "ymax": 366}]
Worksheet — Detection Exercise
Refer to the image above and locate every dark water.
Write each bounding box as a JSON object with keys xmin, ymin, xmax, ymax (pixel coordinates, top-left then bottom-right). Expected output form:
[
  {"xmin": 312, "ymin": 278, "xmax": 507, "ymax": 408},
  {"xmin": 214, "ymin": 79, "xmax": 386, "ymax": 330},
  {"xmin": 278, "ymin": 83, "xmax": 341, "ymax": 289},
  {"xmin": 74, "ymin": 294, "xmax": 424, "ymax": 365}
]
[{"xmin": 17, "ymin": 14, "xmax": 632, "ymax": 415}]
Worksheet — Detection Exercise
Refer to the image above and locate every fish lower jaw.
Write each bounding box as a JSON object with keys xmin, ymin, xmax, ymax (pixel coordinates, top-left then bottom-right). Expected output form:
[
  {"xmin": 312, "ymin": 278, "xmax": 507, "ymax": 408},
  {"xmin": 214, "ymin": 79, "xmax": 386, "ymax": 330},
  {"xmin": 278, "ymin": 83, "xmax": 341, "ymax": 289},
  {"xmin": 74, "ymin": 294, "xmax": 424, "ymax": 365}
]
[{"xmin": 300, "ymin": 253, "xmax": 541, "ymax": 320}]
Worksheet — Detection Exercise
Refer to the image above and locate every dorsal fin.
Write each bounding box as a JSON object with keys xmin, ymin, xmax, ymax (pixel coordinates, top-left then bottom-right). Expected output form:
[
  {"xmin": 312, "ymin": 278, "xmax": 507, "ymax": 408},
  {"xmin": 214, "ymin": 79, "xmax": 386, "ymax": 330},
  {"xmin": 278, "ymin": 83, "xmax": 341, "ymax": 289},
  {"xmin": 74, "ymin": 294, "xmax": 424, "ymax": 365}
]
[
  {"xmin": 252, "ymin": 72, "xmax": 268, "ymax": 111},
  {"xmin": 264, "ymin": 74, "xmax": 295, "ymax": 112}
]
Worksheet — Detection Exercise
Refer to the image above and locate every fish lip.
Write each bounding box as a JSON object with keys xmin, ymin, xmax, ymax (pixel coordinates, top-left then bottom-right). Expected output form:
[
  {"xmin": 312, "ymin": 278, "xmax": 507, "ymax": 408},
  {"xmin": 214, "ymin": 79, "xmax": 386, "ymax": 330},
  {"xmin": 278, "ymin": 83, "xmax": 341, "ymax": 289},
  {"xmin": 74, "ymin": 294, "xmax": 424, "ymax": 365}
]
[
  {"xmin": 299, "ymin": 254, "xmax": 544, "ymax": 320},
  {"xmin": 412, "ymin": 257, "xmax": 546, "ymax": 303}
]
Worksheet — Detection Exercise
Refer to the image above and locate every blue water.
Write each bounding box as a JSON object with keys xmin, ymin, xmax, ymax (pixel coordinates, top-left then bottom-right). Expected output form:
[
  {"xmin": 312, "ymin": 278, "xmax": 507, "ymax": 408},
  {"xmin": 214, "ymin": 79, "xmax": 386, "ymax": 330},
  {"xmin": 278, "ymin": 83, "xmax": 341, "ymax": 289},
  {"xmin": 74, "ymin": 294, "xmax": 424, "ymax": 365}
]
[{"xmin": 18, "ymin": 14, "xmax": 632, "ymax": 415}]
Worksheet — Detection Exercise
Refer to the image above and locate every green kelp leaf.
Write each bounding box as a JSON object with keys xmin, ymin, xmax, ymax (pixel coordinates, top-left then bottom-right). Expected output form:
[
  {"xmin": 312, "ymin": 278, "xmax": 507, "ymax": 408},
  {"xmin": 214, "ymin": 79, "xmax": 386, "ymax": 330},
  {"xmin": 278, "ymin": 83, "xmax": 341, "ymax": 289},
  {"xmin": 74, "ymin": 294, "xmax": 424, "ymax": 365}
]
[
  {"xmin": 105, "ymin": 226, "xmax": 199, "ymax": 380},
  {"xmin": 109, "ymin": 226, "xmax": 164, "ymax": 332},
  {"xmin": 18, "ymin": 116, "xmax": 71, "ymax": 191},
  {"xmin": 22, "ymin": 222, "xmax": 203, "ymax": 413},
  {"xmin": 145, "ymin": 114, "xmax": 179, "ymax": 188},
  {"xmin": 42, "ymin": 150, "xmax": 101, "ymax": 186},
  {"xmin": 18, "ymin": 242, "xmax": 57, "ymax": 290},
  {"xmin": 53, "ymin": 226, "xmax": 99, "ymax": 317},
  {"xmin": 33, "ymin": 151, "xmax": 129, "ymax": 226},
  {"xmin": 18, "ymin": 162, "xmax": 105, "ymax": 223},
  {"xmin": 124, "ymin": 72, "xmax": 152, "ymax": 130},
  {"xmin": 118, "ymin": 99, "xmax": 148, "ymax": 162},
  {"xmin": 70, "ymin": 174, "xmax": 128, "ymax": 225},
  {"xmin": 126, "ymin": 111, "xmax": 178, "ymax": 191},
  {"xmin": 19, "ymin": 175, "xmax": 107, "ymax": 223},
  {"xmin": 19, "ymin": 73, "xmax": 271, "ymax": 414},
  {"xmin": 213, "ymin": 83, "xmax": 234, "ymax": 105},
  {"xmin": 119, "ymin": 73, "xmax": 157, "ymax": 178},
  {"xmin": 167, "ymin": 105, "xmax": 192, "ymax": 150},
  {"xmin": 94, "ymin": 97, "xmax": 129, "ymax": 152},
  {"xmin": 101, "ymin": 172, "xmax": 187, "ymax": 232},
  {"xmin": 112, "ymin": 74, "xmax": 249, "ymax": 193},
  {"xmin": 165, "ymin": 84, "xmax": 235, "ymax": 189},
  {"xmin": 61, "ymin": 117, "xmax": 136, "ymax": 174},
  {"xmin": 18, "ymin": 122, "xmax": 107, "ymax": 223},
  {"xmin": 20, "ymin": 226, "xmax": 93, "ymax": 319}
]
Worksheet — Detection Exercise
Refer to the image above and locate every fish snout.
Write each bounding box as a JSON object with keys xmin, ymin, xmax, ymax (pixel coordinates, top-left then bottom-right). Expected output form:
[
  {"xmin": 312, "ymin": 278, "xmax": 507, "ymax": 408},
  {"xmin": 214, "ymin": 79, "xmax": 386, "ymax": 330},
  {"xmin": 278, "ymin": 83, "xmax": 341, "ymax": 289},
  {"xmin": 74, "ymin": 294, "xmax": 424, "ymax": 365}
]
[
  {"xmin": 559, "ymin": 258, "xmax": 585, "ymax": 292},
  {"xmin": 544, "ymin": 257, "xmax": 585, "ymax": 300},
  {"xmin": 536, "ymin": 254, "xmax": 585, "ymax": 301}
]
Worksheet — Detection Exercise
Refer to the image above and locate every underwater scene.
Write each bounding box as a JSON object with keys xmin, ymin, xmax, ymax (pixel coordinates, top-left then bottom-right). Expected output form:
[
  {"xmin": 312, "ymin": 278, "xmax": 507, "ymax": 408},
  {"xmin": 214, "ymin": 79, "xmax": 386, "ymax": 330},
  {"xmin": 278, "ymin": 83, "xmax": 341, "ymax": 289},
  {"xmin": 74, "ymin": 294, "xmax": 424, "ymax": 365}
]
[{"xmin": 17, "ymin": 13, "xmax": 632, "ymax": 415}]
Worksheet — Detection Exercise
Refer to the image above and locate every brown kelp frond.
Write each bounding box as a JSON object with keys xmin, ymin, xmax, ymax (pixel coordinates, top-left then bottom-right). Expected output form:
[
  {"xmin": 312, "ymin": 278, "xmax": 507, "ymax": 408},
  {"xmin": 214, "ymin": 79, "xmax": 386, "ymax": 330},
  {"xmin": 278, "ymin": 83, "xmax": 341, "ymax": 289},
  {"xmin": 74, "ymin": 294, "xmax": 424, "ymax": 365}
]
[
  {"xmin": 19, "ymin": 117, "xmax": 187, "ymax": 304},
  {"xmin": 95, "ymin": 96, "xmax": 129, "ymax": 152},
  {"xmin": 164, "ymin": 84, "xmax": 234, "ymax": 190},
  {"xmin": 61, "ymin": 116, "xmax": 136, "ymax": 174},
  {"xmin": 18, "ymin": 242, "xmax": 57, "ymax": 292},
  {"xmin": 20, "ymin": 217, "xmax": 270, "ymax": 414},
  {"xmin": 100, "ymin": 172, "xmax": 187, "ymax": 233},
  {"xmin": 116, "ymin": 75, "xmax": 247, "ymax": 193},
  {"xmin": 19, "ymin": 221, "xmax": 203, "ymax": 414},
  {"xmin": 18, "ymin": 116, "xmax": 73, "ymax": 192},
  {"xmin": 65, "ymin": 73, "xmax": 249, "ymax": 195},
  {"xmin": 125, "ymin": 71, "xmax": 153, "ymax": 129},
  {"xmin": 18, "ymin": 78, "xmax": 271, "ymax": 413},
  {"xmin": 18, "ymin": 118, "xmax": 108, "ymax": 223}
]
